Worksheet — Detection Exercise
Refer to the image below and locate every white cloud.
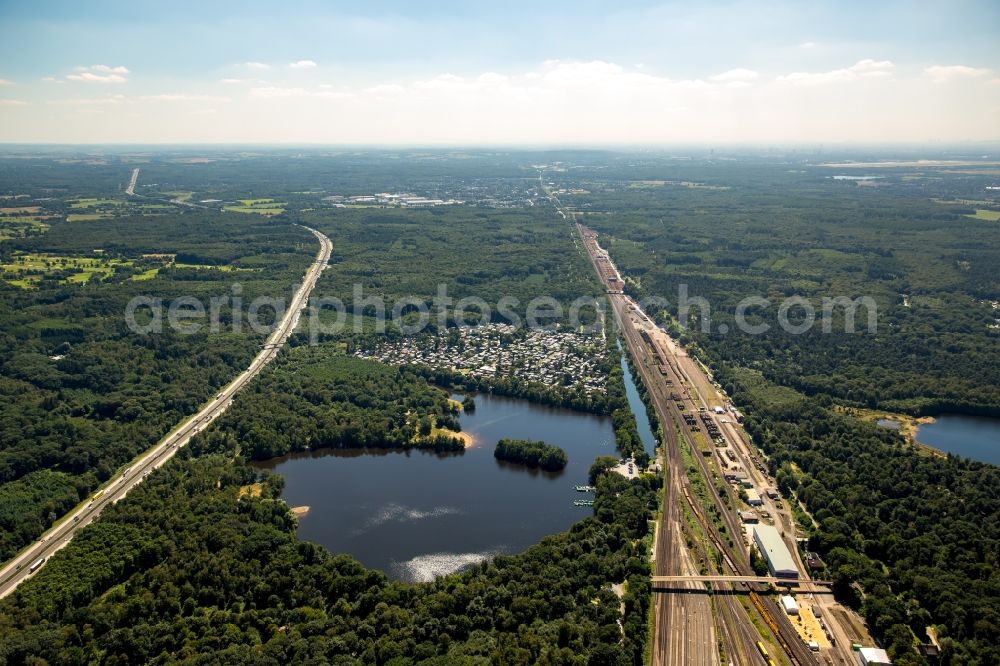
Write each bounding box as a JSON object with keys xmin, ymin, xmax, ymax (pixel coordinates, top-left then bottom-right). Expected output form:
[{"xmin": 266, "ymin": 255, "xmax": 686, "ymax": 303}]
[
  {"xmin": 288, "ymin": 60, "xmax": 317, "ymax": 69},
  {"xmin": 0, "ymin": 79, "xmax": 13, "ymax": 86},
  {"xmin": 87, "ymin": 65, "xmax": 129, "ymax": 75},
  {"xmin": 250, "ymin": 85, "xmax": 351, "ymax": 100},
  {"xmin": 220, "ymin": 78, "xmax": 246, "ymax": 85},
  {"xmin": 777, "ymin": 59, "xmax": 894, "ymax": 85},
  {"xmin": 48, "ymin": 94, "xmax": 127, "ymax": 106},
  {"xmin": 0, "ymin": 99, "xmax": 27, "ymax": 106},
  {"xmin": 250, "ymin": 86, "xmax": 308, "ymax": 98},
  {"xmin": 65, "ymin": 65, "xmax": 130, "ymax": 84},
  {"xmin": 241, "ymin": 61, "xmax": 270, "ymax": 70},
  {"xmin": 799, "ymin": 41, "xmax": 816, "ymax": 49},
  {"xmin": 41, "ymin": 76, "xmax": 63, "ymax": 84},
  {"xmin": 850, "ymin": 59, "xmax": 895, "ymax": 76},
  {"xmin": 711, "ymin": 68, "xmax": 759, "ymax": 83},
  {"xmin": 925, "ymin": 64, "xmax": 992, "ymax": 82},
  {"xmin": 67, "ymin": 72, "xmax": 128, "ymax": 83},
  {"xmin": 10, "ymin": 58, "xmax": 1000, "ymax": 144},
  {"xmin": 365, "ymin": 83, "xmax": 406, "ymax": 95},
  {"xmin": 140, "ymin": 93, "xmax": 228, "ymax": 102}
]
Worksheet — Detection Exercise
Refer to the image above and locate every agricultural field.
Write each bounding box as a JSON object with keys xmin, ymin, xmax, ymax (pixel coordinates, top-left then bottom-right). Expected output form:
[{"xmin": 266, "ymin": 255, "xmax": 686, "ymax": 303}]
[
  {"xmin": 965, "ymin": 208, "xmax": 1000, "ymax": 221},
  {"xmin": 0, "ymin": 206, "xmax": 42, "ymax": 215},
  {"xmin": 65, "ymin": 213, "xmax": 110, "ymax": 222},
  {"xmin": 223, "ymin": 197, "xmax": 285, "ymax": 215},
  {"xmin": 68, "ymin": 198, "xmax": 125, "ymax": 209}
]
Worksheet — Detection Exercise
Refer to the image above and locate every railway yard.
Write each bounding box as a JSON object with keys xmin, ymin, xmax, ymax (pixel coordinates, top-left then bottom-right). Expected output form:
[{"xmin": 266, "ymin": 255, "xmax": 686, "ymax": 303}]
[{"xmin": 572, "ymin": 218, "xmax": 875, "ymax": 666}]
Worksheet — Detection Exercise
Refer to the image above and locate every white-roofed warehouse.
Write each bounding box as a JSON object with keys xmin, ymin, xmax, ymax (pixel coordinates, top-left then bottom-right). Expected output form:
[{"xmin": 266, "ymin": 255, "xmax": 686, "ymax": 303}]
[
  {"xmin": 753, "ymin": 524, "xmax": 798, "ymax": 578},
  {"xmin": 857, "ymin": 646, "xmax": 892, "ymax": 665}
]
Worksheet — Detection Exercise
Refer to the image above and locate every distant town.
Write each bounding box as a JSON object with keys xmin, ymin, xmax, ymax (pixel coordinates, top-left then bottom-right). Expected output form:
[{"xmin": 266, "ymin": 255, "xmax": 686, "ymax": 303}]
[{"xmin": 322, "ymin": 192, "xmax": 462, "ymax": 207}]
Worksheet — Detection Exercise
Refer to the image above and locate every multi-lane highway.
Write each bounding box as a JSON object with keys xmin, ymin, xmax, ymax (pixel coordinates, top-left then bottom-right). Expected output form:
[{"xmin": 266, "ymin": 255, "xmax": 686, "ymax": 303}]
[
  {"xmin": 0, "ymin": 224, "xmax": 332, "ymax": 599},
  {"xmin": 125, "ymin": 167, "xmax": 139, "ymax": 195}
]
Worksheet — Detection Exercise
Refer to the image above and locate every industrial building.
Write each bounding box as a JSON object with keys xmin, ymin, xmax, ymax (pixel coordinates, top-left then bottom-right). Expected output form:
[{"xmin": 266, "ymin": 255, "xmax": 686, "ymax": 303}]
[
  {"xmin": 746, "ymin": 488, "xmax": 763, "ymax": 506},
  {"xmin": 739, "ymin": 510, "xmax": 758, "ymax": 524},
  {"xmin": 752, "ymin": 524, "xmax": 799, "ymax": 578},
  {"xmin": 856, "ymin": 646, "xmax": 892, "ymax": 665},
  {"xmin": 724, "ymin": 470, "xmax": 748, "ymax": 484}
]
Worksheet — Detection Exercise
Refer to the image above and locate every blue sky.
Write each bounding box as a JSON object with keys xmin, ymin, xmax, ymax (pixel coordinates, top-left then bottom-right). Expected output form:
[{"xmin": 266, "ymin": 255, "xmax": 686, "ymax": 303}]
[{"xmin": 1, "ymin": 0, "xmax": 998, "ymax": 143}]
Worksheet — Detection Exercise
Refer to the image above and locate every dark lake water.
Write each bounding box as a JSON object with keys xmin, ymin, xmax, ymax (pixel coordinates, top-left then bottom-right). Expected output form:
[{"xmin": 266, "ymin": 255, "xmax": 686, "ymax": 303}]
[
  {"xmin": 254, "ymin": 393, "xmax": 616, "ymax": 582},
  {"xmin": 917, "ymin": 414, "xmax": 1000, "ymax": 466},
  {"xmin": 619, "ymin": 343, "xmax": 657, "ymax": 456}
]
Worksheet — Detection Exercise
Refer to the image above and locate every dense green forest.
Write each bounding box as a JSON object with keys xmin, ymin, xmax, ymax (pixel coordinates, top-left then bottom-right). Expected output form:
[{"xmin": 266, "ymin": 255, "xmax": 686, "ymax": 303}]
[
  {"xmin": 565, "ymin": 164, "xmax": 1000, "ymax": 415},
  {"xmin": 494, "ymin": 439, "xmax": 568, "ymax": 471},
  {"xmin": 0, "ymin": 210, "xmax": 314, "ymax": 561},
  {"xmin": 0, "ymin": 457, "xmax": 658, "ymax": 665},
  {"xmin": 189, "ymin": 350, "xmax": 467, "ymax": 460},
  {"xmin": 299, "ymin": 206, "xmax": 601, "ymax": 328},
  {"xmin": 725, "ymin": 369, "xmax": 1000, "ymax": 664},
  {"xmin": 562, "ymin": 161, "xmax": 1000, "ymax": 663}
]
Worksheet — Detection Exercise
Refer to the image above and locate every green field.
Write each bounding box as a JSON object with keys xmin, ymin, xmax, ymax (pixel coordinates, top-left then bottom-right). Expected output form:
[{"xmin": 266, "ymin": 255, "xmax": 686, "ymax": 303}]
[
  {"xmin": 128, "ymin": 259, "xmax": 253, "ymax": 281},
  {"xmin": 224, "ymin": 197, "xmax": 286, "ymax": 215},
  {"xmin": 129, "ymin": 267, "xmax": 161, "ymax": 281},
  {"xmin": 1, "ymin": 253, "xmax": 133, "ymax": 287},
  {"xmin": 66, "ymin": 213, "xmax": 111, "ymax": 222},
  {"xmin": 69, "ymin": 198, "xmax": 125, "ymax": 209},
  {"xmin": 965, "ymin": 209, "xmax": 1000, "ymax": 221},
  {"xmin": 0, "ymin": 216, "xmax": 50, "ymax": 239}
]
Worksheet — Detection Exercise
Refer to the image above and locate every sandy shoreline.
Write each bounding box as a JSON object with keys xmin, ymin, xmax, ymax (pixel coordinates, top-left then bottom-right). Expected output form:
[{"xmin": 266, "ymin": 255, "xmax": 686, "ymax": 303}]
[{"xmin": 457, "ymin": 431, "xmax": 477, "ymax": 449}]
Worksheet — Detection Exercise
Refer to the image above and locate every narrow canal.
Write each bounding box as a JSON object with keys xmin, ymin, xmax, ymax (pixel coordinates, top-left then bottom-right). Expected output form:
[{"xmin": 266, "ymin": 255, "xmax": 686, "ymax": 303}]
[{"xmin": 618, "ymin": 340, "xmax": 658, "ymax": 457}]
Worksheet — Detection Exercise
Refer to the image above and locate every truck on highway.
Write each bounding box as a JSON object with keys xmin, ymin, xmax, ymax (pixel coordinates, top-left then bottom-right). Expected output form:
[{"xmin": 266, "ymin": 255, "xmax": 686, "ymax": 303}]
[{"xmin": 28, "ymin": 557, "xmax": 46, "ymax": 573}]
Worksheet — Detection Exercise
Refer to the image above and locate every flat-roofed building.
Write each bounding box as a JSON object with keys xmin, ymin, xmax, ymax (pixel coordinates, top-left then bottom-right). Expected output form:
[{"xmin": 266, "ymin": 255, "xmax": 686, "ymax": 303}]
[
  {"xmin": 753, "ymin": 524, "xmax": 798, "ymax": 578},
  {"xmin": 857, "ymin": 646, "xmax": 892, "ymax": 665},
  {"xmin": 781, "ymin": 595, "xmax": 799, "ymax": 615}
]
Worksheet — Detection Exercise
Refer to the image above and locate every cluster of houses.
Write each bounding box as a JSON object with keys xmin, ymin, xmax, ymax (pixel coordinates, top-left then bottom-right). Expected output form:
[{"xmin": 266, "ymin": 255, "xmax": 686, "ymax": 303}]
[{"xmin": 355, "ymin": 324, "xmax": 609, "ymax": 395}]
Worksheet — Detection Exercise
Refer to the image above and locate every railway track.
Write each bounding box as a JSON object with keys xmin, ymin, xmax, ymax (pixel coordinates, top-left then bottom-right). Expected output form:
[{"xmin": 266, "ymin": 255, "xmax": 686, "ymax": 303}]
[{"xmin": 572, "ymin": 218, "xmax": 817, "ymax": 666}]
